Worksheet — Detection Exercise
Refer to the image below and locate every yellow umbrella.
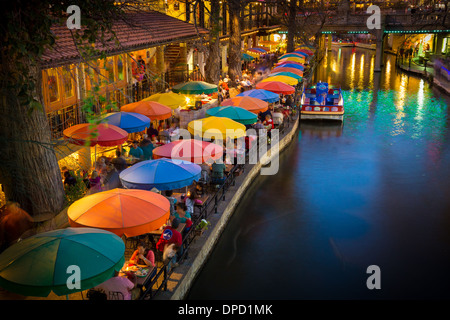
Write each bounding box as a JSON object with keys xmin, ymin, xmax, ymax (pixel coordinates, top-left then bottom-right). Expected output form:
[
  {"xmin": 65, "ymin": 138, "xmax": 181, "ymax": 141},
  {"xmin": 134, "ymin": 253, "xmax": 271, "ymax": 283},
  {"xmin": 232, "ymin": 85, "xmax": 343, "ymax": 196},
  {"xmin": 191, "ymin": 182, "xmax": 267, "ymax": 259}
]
[
  {"xmin": 188, "ymin": 116, "xmax": 246, "ymax": 141},
  {"xmin": 260, "ymin": 75, "xmax": 298, "ymax": 86},
  {"xmin": 143, "ymin": 92, "xmax": 187, "ymax": 109},
  {"xmin": 278, "ymin": 56, "xmax": 305, "ymax": 64}
]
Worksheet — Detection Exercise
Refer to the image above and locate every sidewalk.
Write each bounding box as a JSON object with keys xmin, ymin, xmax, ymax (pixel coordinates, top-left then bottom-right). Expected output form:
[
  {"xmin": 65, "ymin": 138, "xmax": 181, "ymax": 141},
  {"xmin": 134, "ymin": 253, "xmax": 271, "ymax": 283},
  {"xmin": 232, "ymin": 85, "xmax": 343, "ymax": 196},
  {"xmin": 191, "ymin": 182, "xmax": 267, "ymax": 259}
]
[{"xmin": 397, "ymin": 59, "xmax": 450, "ymax": 95}]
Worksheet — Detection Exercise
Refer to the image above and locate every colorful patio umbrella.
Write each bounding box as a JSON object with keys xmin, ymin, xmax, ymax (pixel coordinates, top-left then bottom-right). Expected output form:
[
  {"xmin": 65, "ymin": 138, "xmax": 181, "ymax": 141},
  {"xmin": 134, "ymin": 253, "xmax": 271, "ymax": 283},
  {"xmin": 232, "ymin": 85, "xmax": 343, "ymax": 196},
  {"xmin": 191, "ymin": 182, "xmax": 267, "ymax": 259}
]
[
  {"xmin": 271, "ymin": 67, "xmax": 304, "ymax": 77},
  {"xmin": 221, "ymin": 96, "xmax": 269, "ymax": 113},
  {"xmin": 119, "ymin": 158, "xmax": 201, "ymax": 191},
  {"xmin": 68, "ymin": 189, "xmax": 170, "ymax": 237},
  {"xmin": 188, "ymin": 116, "xmax": 246, "ymax": 140},
  {"xmin": 120, "ymin": 101, "xmax": 172, "ymax": 121},
  {"xmin": 143, "ymin": 92, "xmax": 187, "ymax": 109},
  {"xmin": 172, "ymin": 81, "xmax": 218, "ymax": 95},
  {"xmin": 206, "ymin": 105, "xmax": 258, "ymax": 125},
  {"xmin": 152, "ymin": 139, "xmax": 223, "ymax": 164},
  {"xmin": 260, "ymin": 75, "xmax": 298, "ymax": 86},
  {"xmin": 235, "ymin": 89, "xmax": 279, "ymax": 104},
  {"xmin": 275, "ymin": 62, "xmax": 305, "ymax": 71},
  {"xmin": 278, "ymin": 56, "xmax": 305, "ymax": 64},
  {"xmin": 295, "ymin": 48, "xmax": 314, "ymax": 56},
  {"xmin": 247, "ymin": 47, "xmax": 266, "ymax": 53},
  {"xmin": 293, "ymin": 50, "xmax": 310, "ymax": 57},
  {"xmin": 278, "ymin": 52, "xmax": 306, "ymax": 60},
  {"xmin": 269, "ymin": 71, "xmax": 303, "ymax": 81},
  {"xmin": 63, "ymin": 123, "xmax": 128, "ymax": 147},
  {"xmin": 242, "ymin": 53, "xmax": 255, "ymax": 61},
  {"xmin": 256, "ymin": 81, "xmax": 296, "ymax": 94},
  {"xmin": 102, "ymin": 112, "xmax": 150, "ymax": 133},
  {"xmin": 0, "ymin": 228, "xmax": 125, "ymax": 297}
]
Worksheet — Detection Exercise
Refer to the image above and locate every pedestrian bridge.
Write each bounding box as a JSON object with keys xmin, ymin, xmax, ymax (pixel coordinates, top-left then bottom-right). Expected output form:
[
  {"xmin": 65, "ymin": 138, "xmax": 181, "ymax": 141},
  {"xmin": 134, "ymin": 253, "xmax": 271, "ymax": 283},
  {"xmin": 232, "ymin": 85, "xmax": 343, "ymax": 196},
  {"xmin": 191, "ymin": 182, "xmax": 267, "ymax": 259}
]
[{"xmin": 319, "ymin": 12, "xmax": 450, "ymax": 34}]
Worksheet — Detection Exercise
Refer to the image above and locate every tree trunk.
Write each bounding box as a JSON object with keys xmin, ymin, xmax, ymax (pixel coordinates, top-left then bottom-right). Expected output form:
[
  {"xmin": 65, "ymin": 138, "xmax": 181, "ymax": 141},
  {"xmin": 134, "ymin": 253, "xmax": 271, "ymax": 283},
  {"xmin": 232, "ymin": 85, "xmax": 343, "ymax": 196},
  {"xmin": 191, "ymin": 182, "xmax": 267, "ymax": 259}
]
[
  {"xmin": 204, "ymin": 0, "xmax": 221, "ymax": 84},
  {"xmin": 0, "ymin": 58, "xmax": 66, "ymax": 218},
  {"xmin": 286, "ymin": 0, "xmax": 297, "ymax": 52},
  {"xmin": 228, "ymin": 0, "xmax": 242, "ymax": 82}
]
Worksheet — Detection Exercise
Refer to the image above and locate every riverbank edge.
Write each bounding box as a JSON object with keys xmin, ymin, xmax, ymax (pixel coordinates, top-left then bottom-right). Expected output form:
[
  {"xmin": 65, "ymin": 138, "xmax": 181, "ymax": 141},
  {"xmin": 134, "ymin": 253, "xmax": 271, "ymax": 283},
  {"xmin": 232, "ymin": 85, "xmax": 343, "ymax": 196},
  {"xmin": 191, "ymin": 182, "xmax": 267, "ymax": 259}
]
[
  {"xmin": 397, "ymin": 63, "xmax": 450, "ymax": 95},
  {"xmin": 170, "ymin": 116, "xmax": 300, "ymax": 300}
]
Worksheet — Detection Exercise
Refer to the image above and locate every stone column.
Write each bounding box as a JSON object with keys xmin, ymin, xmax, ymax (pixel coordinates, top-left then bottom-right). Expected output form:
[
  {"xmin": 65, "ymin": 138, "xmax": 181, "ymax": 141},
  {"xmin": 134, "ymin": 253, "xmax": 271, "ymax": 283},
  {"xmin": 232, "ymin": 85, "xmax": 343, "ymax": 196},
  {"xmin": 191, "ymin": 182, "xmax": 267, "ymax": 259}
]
[
  {"xmin": 156, "ymin": 45, "xmax": 165, "ymax": 74},
  {"xmin": 374, "ymin": 28, "xmax": 385, "ymax": 72},
  {"xmin": 78, "ymin": 147, "xmax": 91, "ymax": 172}
]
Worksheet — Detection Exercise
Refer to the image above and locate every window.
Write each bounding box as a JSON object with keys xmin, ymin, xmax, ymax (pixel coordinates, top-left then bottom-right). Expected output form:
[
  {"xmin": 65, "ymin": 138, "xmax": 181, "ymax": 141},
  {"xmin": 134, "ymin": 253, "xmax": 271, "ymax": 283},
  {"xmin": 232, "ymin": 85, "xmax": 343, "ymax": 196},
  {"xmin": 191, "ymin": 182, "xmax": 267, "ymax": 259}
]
[
  {"xmin": 62, "ymin": 66, "xmax": 75, "ymax": 99},
  {"xmin": 117, "ymin": 55, "xmax": 125, "ymax": 81},
  {"xmin": 46, "ymin": 68, "xmax": 60, "ymax": 103}
]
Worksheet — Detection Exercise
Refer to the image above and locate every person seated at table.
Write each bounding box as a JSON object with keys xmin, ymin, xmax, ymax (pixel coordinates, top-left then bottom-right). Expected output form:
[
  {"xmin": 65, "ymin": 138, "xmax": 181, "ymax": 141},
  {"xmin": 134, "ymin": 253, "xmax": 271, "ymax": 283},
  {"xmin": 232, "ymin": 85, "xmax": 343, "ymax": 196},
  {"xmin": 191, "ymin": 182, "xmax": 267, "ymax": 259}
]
[
  {"xmin": 86, "ymin": 170, "xmax": 102, "ymax": 195},
  {"xmin": 63, "ymin": 170, "xmax": 76, "ymax": 188},
  {"xmin": 211, "ymin": 155, "xmax": 227, "ymax": 185},
  {"xmin": 146, "ymin": 123, "xmax": 159, "ymax": 139},
  {"xmin": 128, "ymin": 140, "xmax": 144, "ymax": 160},
  {"xmin": 263, "ymin": 114, "xmax": 274, "ymax": 130},
  {"xmin": 129, "ymin": 241, "xmax": 156, "ymax": 268},
  {"xmin": 93, "ymin": 270, "xmax": 138, "ymax": 300},
  {"xmin": 173, "ymin": 204, "xmax": 192, "ymax": 238},
  {"xmin": 184, "ymin": 191, "xmax": 203, "ymax": 218},
  {"xmin": 156, "ymin": 218, "xmax": 183, "ymax": 257},
  {"xmin": 102, "ymin": 161, "xmax": 122, "ymax": 190},
  {"xmin": 158, "ymin": 123, "xmax": 170, "ymax": 143},
  {"xmin": 167, "ymin": 122, "xmax": 180, "ymax": 139},
  {"xmin": 164, "ymin": 190, "xmax": 177, "ymax": 216},
  {"xmin": 112, "ymin": 149, "xmax": 127, "ymax": 172},
  {"xmin": 200, "ymin": 162, "xmax": 211, "ymax": 183},
  {"xmin": 139, "ymin": 134, "xmax": 155, "ymax": 161}
]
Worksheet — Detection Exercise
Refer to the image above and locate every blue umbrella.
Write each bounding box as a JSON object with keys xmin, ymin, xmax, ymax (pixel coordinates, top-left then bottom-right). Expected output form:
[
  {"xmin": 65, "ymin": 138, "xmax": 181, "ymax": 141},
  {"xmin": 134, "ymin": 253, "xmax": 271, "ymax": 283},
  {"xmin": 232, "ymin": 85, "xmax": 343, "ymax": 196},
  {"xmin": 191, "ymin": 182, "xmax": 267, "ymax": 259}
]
[
  {"xmin": 274, "ymin": 63, "xmax": 304, "ymax": 71},
  {"xmin": 102, "ymin": 112, "xmax": 151, "ymax": 134},
  {"xmin": 237, "ymin": 89, "xmax": 280, "ymax": 103},
  {"xmin": 293, "ymin": 51, "xmax": 309, "ymax": 57},
  {"xmin": 119, "ymin": 158, "xmax": 201, "ymax": 191}
]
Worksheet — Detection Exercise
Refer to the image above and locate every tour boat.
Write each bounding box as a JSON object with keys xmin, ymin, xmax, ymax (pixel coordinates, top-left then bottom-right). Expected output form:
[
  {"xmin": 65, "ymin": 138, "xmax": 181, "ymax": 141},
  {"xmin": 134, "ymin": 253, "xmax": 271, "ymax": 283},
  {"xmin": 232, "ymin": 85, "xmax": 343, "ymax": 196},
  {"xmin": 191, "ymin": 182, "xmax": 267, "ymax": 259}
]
[
  {"xmin": 354, "ymin": 42, "xmax": 376, "ymax": 50},
  {"xmin": 331, "ymin": 40, "xmax": 354, "ymax": 48},
  {"xmin": 300, "ymin": 82, "xmax": 344, "ymax": 121}
]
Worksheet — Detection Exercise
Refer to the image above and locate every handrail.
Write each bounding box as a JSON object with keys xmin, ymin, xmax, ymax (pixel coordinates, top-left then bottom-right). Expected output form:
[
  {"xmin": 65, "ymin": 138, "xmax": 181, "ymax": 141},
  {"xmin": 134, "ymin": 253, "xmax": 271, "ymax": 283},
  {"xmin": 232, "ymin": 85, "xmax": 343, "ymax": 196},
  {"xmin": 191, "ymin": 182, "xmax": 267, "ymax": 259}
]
[{"xmin": 139, "ymin": 111, "xmax": 300, "ymax": 300}]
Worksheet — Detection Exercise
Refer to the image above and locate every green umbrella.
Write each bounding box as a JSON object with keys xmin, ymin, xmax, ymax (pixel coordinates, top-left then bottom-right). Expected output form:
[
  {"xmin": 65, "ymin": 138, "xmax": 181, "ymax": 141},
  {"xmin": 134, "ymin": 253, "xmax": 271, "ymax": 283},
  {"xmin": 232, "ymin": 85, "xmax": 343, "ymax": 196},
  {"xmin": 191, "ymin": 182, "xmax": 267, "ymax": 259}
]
[
  {"xmin": 0, "ymin": 228, "xmax": 125, "ymax": 297},
  {"xmin": 172, "ymin": 81, "xmax": 218, "ymax": 95},
  {"xmin": 242, "ymin": 53, "xmax": 255, "ymax": 61},
  {"xmin": 270, "ymin": 71, "xmax": 303, "ymax": 81},
  {"xmin": 206, "ymin": 105, "xmax": 258, "ymax": 125}
]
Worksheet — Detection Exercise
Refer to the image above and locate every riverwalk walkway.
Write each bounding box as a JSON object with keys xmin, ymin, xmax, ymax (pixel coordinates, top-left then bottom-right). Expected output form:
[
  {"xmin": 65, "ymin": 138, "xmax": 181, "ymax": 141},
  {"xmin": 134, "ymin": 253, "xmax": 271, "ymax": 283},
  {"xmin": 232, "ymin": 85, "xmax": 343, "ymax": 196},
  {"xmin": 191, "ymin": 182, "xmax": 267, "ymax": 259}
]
[{"xmin": 397, "ymin": 57, "xmax": 450, "ymax": 95}]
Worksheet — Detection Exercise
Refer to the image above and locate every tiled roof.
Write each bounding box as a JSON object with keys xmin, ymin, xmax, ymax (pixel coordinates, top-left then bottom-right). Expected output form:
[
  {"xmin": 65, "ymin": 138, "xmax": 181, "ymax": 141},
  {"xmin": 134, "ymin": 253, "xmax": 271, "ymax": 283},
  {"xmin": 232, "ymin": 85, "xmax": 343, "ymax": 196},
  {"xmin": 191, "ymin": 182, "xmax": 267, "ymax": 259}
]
[{"xmin": 41, "ymin": 11, "xmax": 209, "ymax": 68}]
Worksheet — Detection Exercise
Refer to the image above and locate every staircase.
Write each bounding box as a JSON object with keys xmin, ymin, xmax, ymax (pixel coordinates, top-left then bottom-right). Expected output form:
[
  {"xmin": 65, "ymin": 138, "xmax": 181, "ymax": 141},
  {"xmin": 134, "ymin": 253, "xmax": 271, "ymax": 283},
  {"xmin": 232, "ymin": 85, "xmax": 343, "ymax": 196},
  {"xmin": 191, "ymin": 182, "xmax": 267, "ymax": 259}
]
[{"xmin": 165, "ymin": 43, "xmax": 189, "ymax": 86}]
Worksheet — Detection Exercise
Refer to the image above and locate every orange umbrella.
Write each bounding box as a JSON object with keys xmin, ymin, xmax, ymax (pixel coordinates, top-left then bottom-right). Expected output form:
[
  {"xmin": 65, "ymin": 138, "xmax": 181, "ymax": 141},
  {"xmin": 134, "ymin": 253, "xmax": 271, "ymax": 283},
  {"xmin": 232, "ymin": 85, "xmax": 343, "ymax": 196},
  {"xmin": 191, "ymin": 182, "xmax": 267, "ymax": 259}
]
[
  {"xmin": 152, "ymin": 139, "xmax": 223, "ymax": 164},
  {"xmin": 221, "ymin": 96, "xmax": 269, "ymax": 114},
  {"xmin": 63, "ymin": 123, "xmax": 128, "ymax": 147},
  {"xmin": 256, "ymin": 81, "xmax": 295, "ymax": 94},
  {"xmin": 120, "ymin": 101, "xmax": 172, "ymax": 121},
  {"xmin": 67, "ymin": 188, "xmax": 170, "ymax": 237},
  {"xmin": 271, "ymin": 67, "xmax": 304, "ymax": 77}
]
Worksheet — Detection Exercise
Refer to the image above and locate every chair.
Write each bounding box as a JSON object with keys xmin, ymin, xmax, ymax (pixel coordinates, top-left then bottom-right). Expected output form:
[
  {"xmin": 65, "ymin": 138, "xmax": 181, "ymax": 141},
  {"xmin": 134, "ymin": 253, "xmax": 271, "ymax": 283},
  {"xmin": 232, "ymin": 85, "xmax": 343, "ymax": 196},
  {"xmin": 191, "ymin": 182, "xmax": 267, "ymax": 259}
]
[
  {"xmin": 109, "ymin": 291, "xmax": 125, "ymax": 300},
  {"xmin": 86, "ymin": 288, "xmax": 107, "ymax": 300}
]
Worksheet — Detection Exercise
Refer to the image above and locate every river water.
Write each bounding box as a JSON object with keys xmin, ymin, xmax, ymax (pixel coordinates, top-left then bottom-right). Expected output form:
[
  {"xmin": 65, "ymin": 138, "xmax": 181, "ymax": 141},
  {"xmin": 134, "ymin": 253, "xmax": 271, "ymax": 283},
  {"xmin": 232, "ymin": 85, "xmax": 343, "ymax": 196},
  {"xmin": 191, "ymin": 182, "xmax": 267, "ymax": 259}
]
[{"xmin": 187, "ymin": 47, "xmax": 450, "ymax": 300}]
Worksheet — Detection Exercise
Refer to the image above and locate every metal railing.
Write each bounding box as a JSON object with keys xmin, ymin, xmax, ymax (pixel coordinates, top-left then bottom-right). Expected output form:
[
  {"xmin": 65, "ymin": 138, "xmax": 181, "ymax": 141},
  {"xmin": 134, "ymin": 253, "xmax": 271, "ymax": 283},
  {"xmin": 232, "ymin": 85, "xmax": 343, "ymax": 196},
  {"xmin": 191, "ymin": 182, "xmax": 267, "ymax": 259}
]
[{"xmin": 139, "ymin": 112, "xmax": 300, "ymax": 300}]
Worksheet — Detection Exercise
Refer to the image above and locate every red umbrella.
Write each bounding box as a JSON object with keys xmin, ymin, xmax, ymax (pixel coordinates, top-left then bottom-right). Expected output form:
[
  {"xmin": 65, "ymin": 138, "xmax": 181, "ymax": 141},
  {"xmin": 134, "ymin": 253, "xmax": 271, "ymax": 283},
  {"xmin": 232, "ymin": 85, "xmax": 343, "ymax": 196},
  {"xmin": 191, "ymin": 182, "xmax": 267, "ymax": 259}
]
[
  {"xmin": 63, "ymin": 123, "xmax": 128, "ymax": 147},
  {"xmin": 295, "ymin": 49, "xmax": 314, "ymax": 56},
  {"xmin": 256, "ymin": 81, "xmax": 295, "ymax": 94},
  {"xmin": 271, "ymin": 67, "xmax": 303, "ymax": 77},
  {"xmin": 152, "ymin": 139, "xmax": 223, "ymax": 164}
]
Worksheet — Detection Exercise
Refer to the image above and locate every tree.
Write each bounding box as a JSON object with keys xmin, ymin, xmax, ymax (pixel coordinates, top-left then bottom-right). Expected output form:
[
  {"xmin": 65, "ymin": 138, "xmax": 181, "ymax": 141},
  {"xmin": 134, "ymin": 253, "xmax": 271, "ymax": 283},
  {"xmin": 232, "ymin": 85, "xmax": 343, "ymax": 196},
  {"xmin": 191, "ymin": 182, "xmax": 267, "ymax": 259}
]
[
  {"xmin": 227, "ymin": 0, "xmax": 245, "ymax": 81},
  {"xmin": 0, "ymin": 0, "xmax": 131, "ymax": 218},
  {"xmin": 204, "ymin": 0, "xmax": 222, "ymax": 83}
]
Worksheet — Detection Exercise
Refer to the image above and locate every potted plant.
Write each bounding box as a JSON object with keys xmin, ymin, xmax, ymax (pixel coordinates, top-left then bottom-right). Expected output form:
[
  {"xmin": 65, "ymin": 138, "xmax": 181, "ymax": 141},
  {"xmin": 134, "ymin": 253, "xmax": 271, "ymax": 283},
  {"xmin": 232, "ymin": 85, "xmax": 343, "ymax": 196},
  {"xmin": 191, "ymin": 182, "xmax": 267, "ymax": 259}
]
[{"xmin": 195, "ymin": 219, "xmax": 210, "ymax": 237}]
